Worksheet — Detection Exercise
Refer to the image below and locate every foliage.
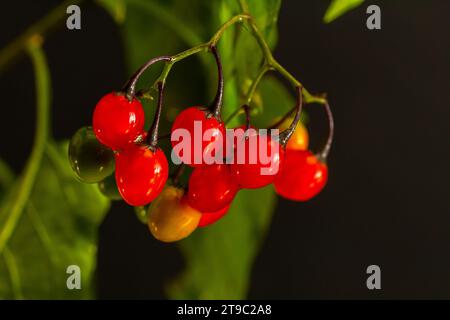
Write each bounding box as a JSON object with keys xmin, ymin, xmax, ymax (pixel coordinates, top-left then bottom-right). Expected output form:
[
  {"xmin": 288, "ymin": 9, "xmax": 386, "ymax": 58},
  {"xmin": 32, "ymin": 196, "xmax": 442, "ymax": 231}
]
[
  {"xmin": 0, "ymin": 40, "xmax": 109, "ymax": 299},
  {"xmin": 323, "ymin": 0, "xmax": 365, "ymax": 23}
]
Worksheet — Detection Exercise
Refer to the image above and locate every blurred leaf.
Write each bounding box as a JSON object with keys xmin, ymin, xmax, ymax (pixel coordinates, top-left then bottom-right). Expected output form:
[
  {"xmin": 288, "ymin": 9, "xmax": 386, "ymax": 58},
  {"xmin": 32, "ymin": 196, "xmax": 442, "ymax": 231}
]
[
  {"xmin": 0, "ymin": 159, "xmax": 14, "ymax": 197},
  {"xmin": 97, "ymin": 0, "xmax": 127, "ymax": 24},
  {"xmin": 323, "ymin": 0, "xmax": 364, "ymax": 23},
  {"xmin": 169, "ymin": 186, "xmax": 276, "ymax": 299},
  {"xmin": 0, "ymin": 142, "xmax": 110, "ymax": 299}
]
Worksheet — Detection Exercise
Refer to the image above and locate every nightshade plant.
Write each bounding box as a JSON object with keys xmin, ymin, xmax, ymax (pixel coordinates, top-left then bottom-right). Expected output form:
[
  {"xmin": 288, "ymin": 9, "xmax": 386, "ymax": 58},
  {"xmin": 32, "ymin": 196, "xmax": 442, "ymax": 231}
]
[
  {"xmin": 72, "ymin": 12, "xmax": 333, "ymax": 240},
  {"xmin": 0, "ymin": 0, "xmax": 363, "ymax": 299}
]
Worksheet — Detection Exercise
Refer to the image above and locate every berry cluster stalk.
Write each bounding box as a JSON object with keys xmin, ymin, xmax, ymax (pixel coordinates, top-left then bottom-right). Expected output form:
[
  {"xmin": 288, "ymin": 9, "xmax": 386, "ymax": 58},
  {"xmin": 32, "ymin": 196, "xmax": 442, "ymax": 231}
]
[{"xmin": 279, "ymin": 86, "xmax": 303, "ymax": 146}]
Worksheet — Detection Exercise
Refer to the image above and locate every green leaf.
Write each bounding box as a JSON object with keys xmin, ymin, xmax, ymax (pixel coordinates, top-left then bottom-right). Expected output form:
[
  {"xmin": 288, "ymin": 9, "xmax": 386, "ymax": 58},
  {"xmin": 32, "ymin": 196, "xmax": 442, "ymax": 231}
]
[
  {"xmin": 323, "ymin": 0, "xmax": 364, "ymax": 23},
  {"xmin": 96, "ymin": 0, "xmax": 127, "ymax": 24},
  {"xmin": 0, "ymin": 142, "xmax": 110, "ymax": 299},
  {"xmin": 168, "ymin": 186, "xmax": 276, "ymax": 299},
  {"xmin": 0, "ymin": 159, "xmax": 14, "ymax": 197}
]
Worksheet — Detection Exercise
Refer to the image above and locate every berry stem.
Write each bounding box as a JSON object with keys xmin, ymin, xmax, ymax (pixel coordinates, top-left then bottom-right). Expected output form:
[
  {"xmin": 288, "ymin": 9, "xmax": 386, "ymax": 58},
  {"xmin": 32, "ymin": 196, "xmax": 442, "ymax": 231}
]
[
  {"xmin": 149, "ymin": 13, "xmax": 326, "ymax": 105},
  {"xmin": 244, "ymin": 64, "xmax": 271, "ymax": 106},
  {"xmin": 123, "ymin": 56, "xmax": 171, "ymax": 101},
  {"xmin": 209, "ymin": 46, "xmax": 224, "ymax": 118},
  {"xmin": 279, "ymin": 86, "xmax": 303, "ymax": 146},
  {"xmin": 243, "ymin": 104, "xmax": 251, "ymax": 129},
  {"xmin": 171, "ymin": 164, "xmax": 185, "ymax": 186},
  {"xmin": 147, "ymin": 81, "xmax": 165, "ymax": 148},
  {"xmin": 238, "ymin": 0, "xmax": 325, "ymax": 104},
  {"xmin": 269, "ymin": 106, "xmax": 296, "ymax": 130},
  {"xmin": 318, "ymin": 100, "xmax": 334, "ymax": 161}
]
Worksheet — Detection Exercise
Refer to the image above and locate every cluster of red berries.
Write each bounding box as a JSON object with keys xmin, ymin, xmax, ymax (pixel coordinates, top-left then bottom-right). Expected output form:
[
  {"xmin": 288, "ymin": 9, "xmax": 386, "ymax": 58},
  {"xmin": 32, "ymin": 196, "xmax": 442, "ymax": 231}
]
[{"xmin": 68, "ymin": 46, "xmax": 333, "ymax": 243}]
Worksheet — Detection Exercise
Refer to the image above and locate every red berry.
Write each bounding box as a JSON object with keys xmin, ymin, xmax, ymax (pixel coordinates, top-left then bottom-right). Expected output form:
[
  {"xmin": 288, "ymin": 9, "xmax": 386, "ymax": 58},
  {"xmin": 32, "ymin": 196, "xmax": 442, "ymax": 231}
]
[
  {"xmin": 171, "ymin": 107, "xmax": 226, "ymax": 167},
  {"xmin": 115, "ymin": 144, "xmax": 168, "ymax": 206},
  {"xmin": 230, "ymin": 130, "xmax": 284, "ymax": 189},
  {"xmin": 198, "ymin": 205, "xmax": 230, "ymax": 227},
  {"xmin": 93, "ymin": 92, "xmax": 145, "ymax": 150},
  {"xmin": 274, "ymin": 150, "xmax": 328, "ymax": 201},
  {"xmin": 187, "ymin": 164, "xmax": 238, "ymax": 213}
]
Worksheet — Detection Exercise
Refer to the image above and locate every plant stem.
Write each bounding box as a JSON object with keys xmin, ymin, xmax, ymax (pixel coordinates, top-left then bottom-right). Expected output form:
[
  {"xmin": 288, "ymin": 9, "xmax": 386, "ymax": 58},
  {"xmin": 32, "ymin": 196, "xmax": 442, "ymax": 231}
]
[
  {"xmin": 0, "ymin": 0, "xmax": 83, "ymax": 73},
  {"xmin": 147, "ymin": 81, "xmax": 165, "ymax": 147},
  {"xmin": 244, "ymin": 64, "xmax": 271, "ymax": 106},
  {"xmin": 279, "ymin": 86, "xmax": 303, "ymax": 146},
  {"xmin": 209, "ymin": 46, "xmax": 224, "ymax": 118},
  {"xmin": 150, "ymin": 13, "xmax": 327, "ymax": 110},
  {"xmin": 123, "ymin": 56, "xmax": 171, "ymax": 100},
  {"xmin": 3, "ymin": 246, "xmax": 23, "ymax": 299},
  {"xmin": 152, "ymin": 15, "xmax": 251, "ymax": 89},
  {"xmin": 318, "ymin": 100, "xmax": 335, "ymax": 161},
  {"xmin": 0, "ymin": 37, "xmax": 51, "ymax": 255},
  {"xmin": 209, "ymin": 14, "xmax": 251, "ymax": 46},
  {"xmin": 238, "ymin": 0, "xmax": 327, "ymax": 105}
]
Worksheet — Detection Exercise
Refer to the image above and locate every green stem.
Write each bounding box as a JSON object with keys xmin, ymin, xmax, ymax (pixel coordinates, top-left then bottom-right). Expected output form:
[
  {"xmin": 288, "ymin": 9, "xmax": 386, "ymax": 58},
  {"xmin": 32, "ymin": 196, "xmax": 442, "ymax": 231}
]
[
  {"xmin": 153, "ymin": 14, "xmax": 251, "ymax": 89},
  {"xmin": 155, "ymin": 45, "xmax": 208, "ymax": 86},
  {"xmin": 209, "ymin": 14, "xmax": 251, "ymax": 46},
  {"xmin": 3, "ymin": 247, "xmax": 23, "ymax": 299},
  {"xmin": 238, "ymin": 0, "xmax": 326, "ymax": 105},
  {"xmin": 244, "ymin": 64, "xmax": 271, "ymax": 106},
  {"xmin": 224, "ymin": 64, "xmax": 270, "ymax": 125},
  {"xmin": 0, "ymin": 37, "xmax": 51, "ymax": 255},
  {"xmin": 0, "ymin": 0, "xmax": 83, "ymax": 73}
]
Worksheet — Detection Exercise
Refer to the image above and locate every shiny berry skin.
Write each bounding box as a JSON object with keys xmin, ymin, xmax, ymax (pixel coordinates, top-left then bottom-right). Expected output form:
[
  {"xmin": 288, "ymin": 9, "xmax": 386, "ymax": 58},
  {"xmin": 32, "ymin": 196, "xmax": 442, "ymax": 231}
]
[
  {"xmin": 93, "ymin": 92, "xmax": 145, "ymax": 151},
  {"xmin": 68, "ymin": 126, "xmax": 115, "ymax": 183},
  {"xmin": 115, "ymin": 144, "xmax": 168, "ymax": 206},
  {"xmin": 148, "ymin": 186, "xmax": 201, "ymax": 243},
  {"xmin": 98, "ymin": 174, "xmax": 122, "ymax": 201},
  {"xmin": 230, "ymin": 130, "xmax": 284, "ymax": 189},
  {"xmin": 198, "ymin": 205, "xmax": 230, "ymax": 227},
  {"xmin": 171, "ymin": 107, "xmax": 226, "ymax": 167},
  {"xmin": 279, "ymin": 118, "xmax": 309, "ymax": 151},
  {"xmin": 188, "ymin": 164, "xmax": 238, "ymax": 213},
  {"xmin": 274, "ymin": 150, "xmax": 328, "ymax": 201}
]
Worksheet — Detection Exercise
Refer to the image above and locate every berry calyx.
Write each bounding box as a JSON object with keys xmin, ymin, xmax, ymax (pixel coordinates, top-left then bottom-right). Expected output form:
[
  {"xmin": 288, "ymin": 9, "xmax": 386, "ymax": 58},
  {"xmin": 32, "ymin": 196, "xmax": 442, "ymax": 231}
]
[
  {"xmin": 92, "ymin": 92, "xmax": 145, "ymax": 151},
  {"xmin": 115, "ymin": 144, "xmax": 168, "ymax": 206},
  {"xmin": 68, "ymin": 126, "xmax": 115, "ymax": 183},
  {"xmin": 198, "ymin": 205, "xmax": 231, "ymax": 227},
  {"xmin": 148, "ymin": 186, "xmax": 201, "ymax": 243},
  {"xmin": 274, "ymin": 150, "xmax": 328, "ymax": 201},
  {"xmin": 188, "ymin": 164, "xmax": 238, "ymax": 212}
]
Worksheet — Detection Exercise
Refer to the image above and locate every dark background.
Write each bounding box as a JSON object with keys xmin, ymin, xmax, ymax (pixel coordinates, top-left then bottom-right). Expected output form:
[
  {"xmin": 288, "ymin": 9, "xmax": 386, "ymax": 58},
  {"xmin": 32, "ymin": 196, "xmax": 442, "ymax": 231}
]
[{"xmin": 1, "ymin": 0, "xmax": 449, "ymax": 299}]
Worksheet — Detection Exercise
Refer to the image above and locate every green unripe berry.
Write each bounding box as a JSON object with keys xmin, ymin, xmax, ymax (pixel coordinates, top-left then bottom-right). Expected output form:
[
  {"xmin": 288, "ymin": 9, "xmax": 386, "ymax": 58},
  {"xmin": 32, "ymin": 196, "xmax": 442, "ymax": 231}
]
[
  {"xmin": 98, "ymin": 174, "xmax": 122, "ymax": 201},
  {"xmin": 69, "ymin": 126, "xmax": 115, "ymax": 183}
]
